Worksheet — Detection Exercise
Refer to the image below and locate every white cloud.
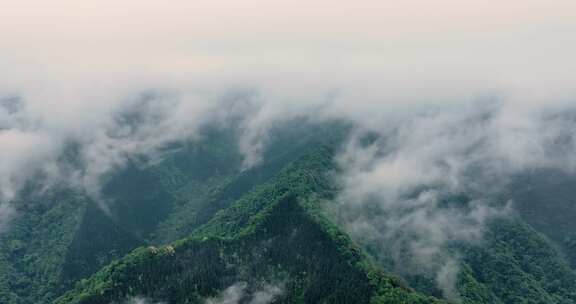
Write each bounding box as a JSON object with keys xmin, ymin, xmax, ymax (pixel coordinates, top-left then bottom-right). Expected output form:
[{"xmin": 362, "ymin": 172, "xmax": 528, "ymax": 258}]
[
  {"xmin": 331, "ymin": 100, "xmax": 576, "ymax": 301},
  {"xmin": 124, "ymin": 296, "xmax": 164, "ymax": 304},
  {"xmin": 205, "ymin": 282, "xmax": 283, "ymax": 304}
]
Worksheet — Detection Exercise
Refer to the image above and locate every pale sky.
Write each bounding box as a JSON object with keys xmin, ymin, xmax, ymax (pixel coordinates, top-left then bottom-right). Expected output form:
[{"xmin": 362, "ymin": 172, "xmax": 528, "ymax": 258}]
[{"xmin": 0, "ymin": 0, "xmax": 575, "ymax": 103}]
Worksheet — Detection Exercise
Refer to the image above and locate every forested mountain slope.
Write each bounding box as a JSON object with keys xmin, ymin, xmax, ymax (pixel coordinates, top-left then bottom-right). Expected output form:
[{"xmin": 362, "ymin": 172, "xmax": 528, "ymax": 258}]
[
  {"xmin": 1, "ymin": 119, "xmax": 576, "ymax": 304},
  {"xmin": 56, "ymin": 144, "xmax": 440, "ymax": 304},
  {"xmin": 0, "ymin": 120, "xmax": 365, "ymax": 303}
]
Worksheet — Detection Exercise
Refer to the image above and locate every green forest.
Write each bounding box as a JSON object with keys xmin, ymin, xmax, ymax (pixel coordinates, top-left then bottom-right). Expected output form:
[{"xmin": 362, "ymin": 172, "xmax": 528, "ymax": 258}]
[{"xmin": 1, "ymin": 120, "xmax": 576, "ymax": 304}]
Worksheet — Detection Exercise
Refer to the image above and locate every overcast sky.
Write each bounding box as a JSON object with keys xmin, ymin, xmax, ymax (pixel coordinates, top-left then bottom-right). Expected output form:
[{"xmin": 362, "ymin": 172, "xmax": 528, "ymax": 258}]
[{"xmin": 0, "ymin": 0, "xmax": 575, "ymax": 106}]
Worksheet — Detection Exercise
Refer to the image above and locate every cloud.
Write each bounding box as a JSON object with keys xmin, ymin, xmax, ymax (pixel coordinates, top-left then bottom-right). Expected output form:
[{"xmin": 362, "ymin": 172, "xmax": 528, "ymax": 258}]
[
  {"xmin": 205, "ymin": 283, "xmax": 246, "ymax": 304},
  {"xmin": 0, "ymin": 83, "xmax": 277, "ymax": 219},
  {"xmin": 330, "ymin": 100, "xmax": 576, "ymax": 301},
  {"xmin": 114, "ymin": 282, "xmax": 282, "ymax": 304},
  {"xmin": 204, "ymin": 282, "xmax": 283, "ymax": 304},
  {"xmin": 124, "ymin": 296, "xmax": 164, "ymax": 304},
  {"xmin": 0, "ymin": 73, "xmax": 338, "ymax": 213},
  {"xmin": 0, "ymin": 203, "xmax": 15, "ymax": 233}
]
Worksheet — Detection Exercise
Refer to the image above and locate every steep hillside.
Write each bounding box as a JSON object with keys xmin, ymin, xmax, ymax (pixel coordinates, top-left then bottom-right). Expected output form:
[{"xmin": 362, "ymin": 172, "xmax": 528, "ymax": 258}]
[
  {"xmin": 2, "ymin": 119, "xmax": 576, "ymax": 304},
  {"xmin": 508, "ymin": 170, "xmax": 576, "ymax": 267},
  {"xmin": 0, "ymin": 120, "xmax": 352, "ymax": 303},
  {"xmin": 459, "ymin": 219, "xmax": 576, "ymax": 304},
  {"xmin": 0, "ymin": 190, "xmax": 88, "ymax": 303},
  {"xmin": 56, "ymin": 144, "xmax": 441, "ymax": 304},
  {"xmin": 55, "ymin": 135, "xmax": 576, "ymax": 304}
]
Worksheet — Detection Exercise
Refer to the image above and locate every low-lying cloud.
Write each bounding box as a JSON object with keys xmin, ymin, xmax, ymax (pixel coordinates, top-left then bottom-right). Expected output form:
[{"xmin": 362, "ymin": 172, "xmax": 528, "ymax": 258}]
[
  {"xmin": 204, "ymin": 282, "xmax": 283, "ymax": 304},
  {"xmin": 331, "ymin": 100, "xmax": 576, "ymax": 301},
  {"xmin": 124, "ymin": 296, "xmax": 165, "ymax": 304}
]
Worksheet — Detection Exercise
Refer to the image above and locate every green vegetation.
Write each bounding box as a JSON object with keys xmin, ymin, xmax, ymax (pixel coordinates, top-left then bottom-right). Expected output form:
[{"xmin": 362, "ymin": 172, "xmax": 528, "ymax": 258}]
[
  {"xmin": 56, "ymin": 143, "xmax": 440, "ymax": 304},
  {"xmin": 458, "ymin": 219, "xmax": 576, "ymax": 304},
  {"xmin": 1, "ymin": 119, "xmax": 576, "ymax": 303},
  {"xmin": 0, "ymin": 190, "xmax": 88, "ymax": 303}
]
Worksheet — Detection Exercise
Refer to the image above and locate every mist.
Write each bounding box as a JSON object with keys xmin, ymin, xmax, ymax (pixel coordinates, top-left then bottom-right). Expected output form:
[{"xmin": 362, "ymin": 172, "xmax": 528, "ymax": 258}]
[{"xmin": 204, "ymin": 282, "xmax": 283, "ymax": 304}]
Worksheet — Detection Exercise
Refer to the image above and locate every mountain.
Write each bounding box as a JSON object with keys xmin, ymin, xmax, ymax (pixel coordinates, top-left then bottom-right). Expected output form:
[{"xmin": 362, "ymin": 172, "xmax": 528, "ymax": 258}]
[
  {"xmin": 1, "ymin": 119, "xmax": 576, "ymax": 303},
  {"xmin": 56, "ymin": 143, "xmax": 439, "ymax": 304}
]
